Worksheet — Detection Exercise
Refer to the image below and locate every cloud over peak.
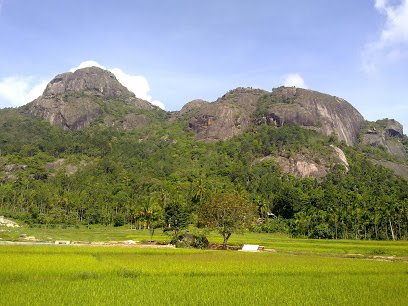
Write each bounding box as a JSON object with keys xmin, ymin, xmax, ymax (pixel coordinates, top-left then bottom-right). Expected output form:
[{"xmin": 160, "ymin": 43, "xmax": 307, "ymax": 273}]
[
  {"xmin": 282, "ymin": 73, "xmax": 307, "ymax": 88},
  {"xmin": 0, "ymin": 61, "xmax": 164, "ymax": 110},
  {"xmin": 70, "ymin": 61, "xmax": 165, "ymax": 109}
]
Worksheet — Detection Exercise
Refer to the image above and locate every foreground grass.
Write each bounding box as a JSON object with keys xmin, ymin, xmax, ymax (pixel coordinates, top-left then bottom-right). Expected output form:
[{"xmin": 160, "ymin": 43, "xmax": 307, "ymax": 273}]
[
  {"xmin": 2, "ymin": 225, "xmax": 408, "ymax": 257},
  {"xmin": 0, "ymin": 245, "xmax": 407, "ymax": 305}
]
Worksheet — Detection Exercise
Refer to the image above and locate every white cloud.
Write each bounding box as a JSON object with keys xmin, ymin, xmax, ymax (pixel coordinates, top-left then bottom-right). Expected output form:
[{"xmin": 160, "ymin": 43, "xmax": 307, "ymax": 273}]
[
  {"xmin": 282, "ymin": 73, "xmax": 307, "ymax": 88},
  {"xmin": 363, "ymin": 0, "xmax": 408, "ymax": 74},
  {"xmin": 70, "ymin": 60, "xmax": 165, "ymax": 109},
  {"xmin": 0, "ymin": 76, "xmax": 47, "ymax": 107},
  {"xmin": 69, "ymin": 60, "xmax": 105, "ymax": 71},
  {"xmin": 150, "ymin": 100, "xmax": 166, "ymax": 109}
]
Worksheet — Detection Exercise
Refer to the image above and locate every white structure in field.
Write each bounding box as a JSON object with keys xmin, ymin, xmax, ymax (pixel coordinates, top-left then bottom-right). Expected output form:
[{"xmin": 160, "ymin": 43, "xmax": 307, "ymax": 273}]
[
  {"xmin": 241, "ymin": 244, "xmax": 260, "ymax": 252},
  {"xmin": 55, "ymin": 240, "xmax": 71, "ymax": 245}
]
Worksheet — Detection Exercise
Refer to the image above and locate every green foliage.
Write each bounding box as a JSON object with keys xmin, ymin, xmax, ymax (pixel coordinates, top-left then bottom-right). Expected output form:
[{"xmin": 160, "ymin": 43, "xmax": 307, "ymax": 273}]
[
  {"xmin": 254, "ymin": 92, "xmax": 293, "ymax": 118},
  {"xmin": 0, "ymin": 108, "xmax": 407, "ymax": 241},
  {"xmin": 199, "ymin": 193, "xmax": 257, "ymax": 248},
  {"xmin": 164, "ymin": 202, "xmax": 189, "ymax": 235},
  {"xmin": 252, "ymin": 217, "xmax": 290, "ymax": 233}
]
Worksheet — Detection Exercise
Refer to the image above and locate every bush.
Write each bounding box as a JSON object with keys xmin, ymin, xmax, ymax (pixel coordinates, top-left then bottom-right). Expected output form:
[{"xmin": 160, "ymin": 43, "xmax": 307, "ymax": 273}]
[
  {"xmin": 252, "ymin": 217, "xmax": 289, "ymax": 233},
  {"xmin": 113, "ymin": 215, "xmax": 125, "ymax": 227},
  {"xmin": 172, "ymin": 233, "xmax": 209, "ymax": 249}
]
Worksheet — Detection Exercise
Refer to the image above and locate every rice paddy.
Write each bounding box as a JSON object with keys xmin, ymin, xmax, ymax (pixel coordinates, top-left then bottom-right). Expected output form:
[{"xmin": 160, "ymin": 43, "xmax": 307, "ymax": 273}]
[{"xmin": 1, "ymin": 240, "xmax": 408, "ymax": 305}]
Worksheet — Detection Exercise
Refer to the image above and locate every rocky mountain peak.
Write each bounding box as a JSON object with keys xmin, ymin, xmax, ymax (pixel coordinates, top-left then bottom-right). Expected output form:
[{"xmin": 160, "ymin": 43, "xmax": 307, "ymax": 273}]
[
  {"xmin": 179, "ymin": 99, "xmax": 209, "ymax": 115},
  {"xmin": 43, "ymin": 66, "xmax": 134, "ymax": 100},
  {"xmin": 23, "ymin": 67, "xmax": 156, "ymax": 130}
]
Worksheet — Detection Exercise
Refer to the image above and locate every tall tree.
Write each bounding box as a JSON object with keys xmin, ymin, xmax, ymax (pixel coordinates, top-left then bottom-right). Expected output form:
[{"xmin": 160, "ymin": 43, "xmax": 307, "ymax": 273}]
[{"xmin": 199, "ymin": 193, "xmax": 256, "ymax": 249}]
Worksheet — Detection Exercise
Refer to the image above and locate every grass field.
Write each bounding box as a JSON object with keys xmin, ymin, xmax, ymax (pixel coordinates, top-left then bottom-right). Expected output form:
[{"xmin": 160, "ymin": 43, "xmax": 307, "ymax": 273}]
[
  {"xmin": 0, "ymin": 245, "xmax": 407, "ymax": 305},
  {"xmin": 2, "ymin": 225, "xmax": 408, "ymax": 257}
]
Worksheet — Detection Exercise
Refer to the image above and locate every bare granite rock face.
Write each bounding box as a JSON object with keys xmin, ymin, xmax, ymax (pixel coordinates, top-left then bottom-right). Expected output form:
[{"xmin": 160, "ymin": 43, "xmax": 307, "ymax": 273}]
[
  {"xmin": 258, "ymin": 87, "xmax": 365, "ymax": 145},
  {"xmin": 330, "ymin": 145, "xmax": 349, "ymax": 171},
  {"xmin": 24, "ymin": 67, "xmax": 156, "ymax": 130},
  {"xmin": 254, "ymin": 145, "xmax": 350, "ymax": 179},
  {"xmin": 42, "ymin": 67, "xmax": 134, "ymax": 99},
  {"xmin": 256, "ymin": 154, "xmax": 328, "ymax": 178},
  {"xmin": 183, "ymin": 86, "xmax": 365, "ymax": 145},
  {"xmin": 371, "ymin": 159, "xmax": 408, "ymax": 180},
  {"xmin": 179, "ymin": 99, "xmax": 210, "ymax": 116},
  {"xmin": 183, "ymin": 87, "xmax": 268, "ymax": 141},
  {"xmin": 361, "ymin": 119, "xmax": 406, "ymax": 159}
]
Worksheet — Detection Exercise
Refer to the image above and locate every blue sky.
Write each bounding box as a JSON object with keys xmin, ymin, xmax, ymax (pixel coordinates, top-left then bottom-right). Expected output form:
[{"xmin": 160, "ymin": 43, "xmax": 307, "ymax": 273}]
[{"xmin": 0, "ymin": 0, "xmax": 407, "ymax": 131}]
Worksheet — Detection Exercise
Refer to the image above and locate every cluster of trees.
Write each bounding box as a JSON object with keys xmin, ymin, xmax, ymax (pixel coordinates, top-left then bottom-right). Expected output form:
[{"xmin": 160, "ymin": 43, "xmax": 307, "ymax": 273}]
[{"xmin": 0, "ymin": 111, "xmax": 407, "ymax": 241}]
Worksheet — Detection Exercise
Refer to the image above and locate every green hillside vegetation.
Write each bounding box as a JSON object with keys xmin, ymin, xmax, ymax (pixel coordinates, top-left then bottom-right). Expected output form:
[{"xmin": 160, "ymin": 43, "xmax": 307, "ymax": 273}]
[{"xmin": 0, "ymin": 107, "xmax": 407, "ymax": 241}]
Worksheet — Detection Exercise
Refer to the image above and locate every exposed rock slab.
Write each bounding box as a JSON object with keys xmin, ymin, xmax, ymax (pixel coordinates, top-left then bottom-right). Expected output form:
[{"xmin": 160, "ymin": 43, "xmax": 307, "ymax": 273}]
[
  {"xmin": 361, "ymin": 119, "xmax": 406, "ymax": 160},
  {"xmin": 371, "ymin": 159, "xmax": 408, "ymax": 180},
  {"xmin": 330, "ymin": 145, "xmax": 349, "ymax": 171},
  {"xmin": 185, "ymin": 87, "xmax": 268, "ymax": 141},
  {"xmin": 259, "ymin": 87, "xmax": 365, "ymax": 145}
]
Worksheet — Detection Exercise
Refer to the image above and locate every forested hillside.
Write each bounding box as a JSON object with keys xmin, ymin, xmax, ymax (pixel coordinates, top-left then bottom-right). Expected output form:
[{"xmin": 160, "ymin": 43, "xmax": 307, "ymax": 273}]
[
  {"xmin": 1, "ymin": 107, "xmax": 407, "ymax": 240},
  {"xmin": 0, "ymin": 67, "xmax": 407, "ymax": 240}
]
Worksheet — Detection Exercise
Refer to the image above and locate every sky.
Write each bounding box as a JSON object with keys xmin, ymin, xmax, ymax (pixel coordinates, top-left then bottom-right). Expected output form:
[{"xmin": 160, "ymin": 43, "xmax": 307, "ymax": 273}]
[{"xmin": 0, "ymin": 0, "xmax": 408, "ymax": 131}]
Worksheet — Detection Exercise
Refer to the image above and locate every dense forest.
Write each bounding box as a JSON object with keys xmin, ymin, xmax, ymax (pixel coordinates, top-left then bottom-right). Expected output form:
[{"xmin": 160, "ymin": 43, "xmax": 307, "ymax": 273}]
[{"xmin": 0, "ymin": 109, "xmax": 407, "ymax": 240}]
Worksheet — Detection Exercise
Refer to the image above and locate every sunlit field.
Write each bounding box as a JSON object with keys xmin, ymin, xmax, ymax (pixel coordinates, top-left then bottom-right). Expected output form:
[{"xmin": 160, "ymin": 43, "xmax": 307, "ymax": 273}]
[
  {"xmin": 0, "ymin": 245, "xmax": 407, "ymax": 305},
  {"xmin": 2, "ymin": 225, "xmax": 408, "ymax": 257}
]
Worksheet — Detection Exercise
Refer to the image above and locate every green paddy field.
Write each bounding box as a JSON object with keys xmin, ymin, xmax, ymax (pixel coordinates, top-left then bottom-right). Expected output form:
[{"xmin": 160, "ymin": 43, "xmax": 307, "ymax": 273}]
[{"xmin": 1, "ymin": 227, "xmax": 408, "ymax": 305}]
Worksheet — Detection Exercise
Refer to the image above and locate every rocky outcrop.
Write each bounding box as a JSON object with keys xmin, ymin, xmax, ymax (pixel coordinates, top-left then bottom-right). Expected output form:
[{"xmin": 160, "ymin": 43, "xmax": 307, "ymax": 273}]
[
  {"xmin": 0, "ymin": 216, "xmax": 19, "ymax": 228},
  {"xmin": 361, "ymin": 119, "xmax": 406, "ymax": 159},
  {"xmin": 2, "ymin": 164, "xmax": 27, "ymax": 180},
  {"xmin": 256, "ymin": 87, "xmax": 365, "ymax": 145},
  {"xmin": 256, "ymin": 154, "xmax": 326, "ymax": 179},
  {"xmin": 183, "ymin": 86, "xmax": 365, "ymax": 145},
  {"xmin": 330, "ymin": 145, "xmax": 349, "ymax": 171},
  {"xmin": 4, "ymin": 164, "xmax": 27, "ymax": 172},
  {"xmin": 179, "ymin": 99, "xmax": 210, "ymax": 116},
  {"xmin": 45, "ymin": 159, "xmax": 65, "ymax": 171},
  {"xmin": 254, "ymin": 145, "xmax": 349, "ymax": 178},
  {"xmin": 371, "ymin": 160, "xmax": 408, "ymax": 180},
  {"xmin": 275, "ymin": 155, "xmax": 328, "ymax": 178},
  {"xmin": 24, "ymin": 67, "xmax": 156, "ymax": 130},
  {"xmin": 41, "ymin": 67, "xmax": 134, "ymax": 99},
  {"xmin": 184, "ymin": 87, "xmax": 268, "ymax": 141},
  {"xmin": 45, "ymin": 159, "xmax": 85, "ymax": 176}
]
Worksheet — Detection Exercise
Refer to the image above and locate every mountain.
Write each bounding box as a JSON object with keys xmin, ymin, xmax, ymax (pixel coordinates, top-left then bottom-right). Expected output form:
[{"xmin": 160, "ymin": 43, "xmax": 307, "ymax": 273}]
[
  {"xmin": 22, "ymin": 67, "xmax": 160, "ymax": 130},
  {"xmin": 179, "ymin": 86, "xmax": 365, "ymax": 146},
  {"xmin": 5, "ymin": 66, "xmax": 405, "ymax": 179},
  {"xmin": 0, "ymin": 67, "xmax": 407, "ymax": 239}
]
